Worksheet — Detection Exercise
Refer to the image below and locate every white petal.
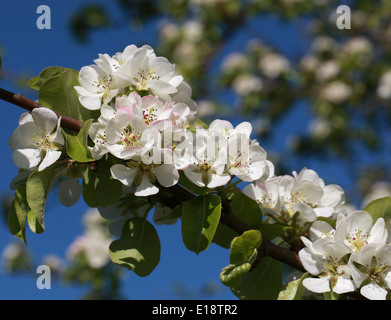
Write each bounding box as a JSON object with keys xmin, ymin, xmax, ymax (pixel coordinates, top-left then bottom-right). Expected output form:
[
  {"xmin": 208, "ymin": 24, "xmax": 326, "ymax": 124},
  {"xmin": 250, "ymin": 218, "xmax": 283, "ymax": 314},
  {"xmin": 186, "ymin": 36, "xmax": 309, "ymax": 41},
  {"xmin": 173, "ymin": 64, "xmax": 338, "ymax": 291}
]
[
  {"xmin": 9, "ymin": 122, "xmax": 37, "ymax": 150},
  {"xmin": 78, "ymin": 65, "xmax": 104, "ymax": 93},
  {"xmin": 207, "ymin": 173, "xmax": 231, "ymax": 188},
  {"xmin": 333, "ymin": 277, "xmax": 355, "ymax": 294},
  {"xmin": 313, "ymin": 207, "xmax": 334, "ymax": 218},
  {"xmin": 32, "ymin": 107, "xmax": 58, "ymax": 134},
  {"xmin": 38, "ymin": 149, "xmax": 62, "ymax": 171},
  {"xmin": 110, "ymin": 164, "xmax": 137, "ymax": 186},
  {"xmin": 74, "ymin": 86, "xmax": 104, "ymax": 110},
  {"xmin": 154, "ymin": 164, "xmax": 179, "ymax": 187},
  {"xmin": 302, "ymin": 277, "xmax": 331, "ymax": 293},
  {"xmin": 183, "ymin": 167, "xmax": 205, "ymax": 187},
  {"xmin": 135, "ymin": 175, "xmax": 159, "ymax": 196},
  {"xmin": 12, "ymin": 148, "xmax": 41, "ymax": 170},
  {"xmin": 368, "ymin": 218, "xmax": 388, "ymax": 245},
  {"xmin": 360, "ymin": 282, "xmax": 388, "ymax": 300}
]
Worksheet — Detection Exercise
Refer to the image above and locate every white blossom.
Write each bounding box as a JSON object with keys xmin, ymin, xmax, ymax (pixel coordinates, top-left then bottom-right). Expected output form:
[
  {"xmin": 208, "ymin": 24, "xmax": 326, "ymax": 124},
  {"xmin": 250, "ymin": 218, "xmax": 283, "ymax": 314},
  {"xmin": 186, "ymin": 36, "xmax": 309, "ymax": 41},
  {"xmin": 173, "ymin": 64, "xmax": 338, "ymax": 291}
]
[
  {"xmin": 299, "ymin": 237, "xmax": 355, "ymax": 294},
  {"xmin": 9, "ymin": 107, "xmax": 64, "ymax": 172},
  {"xmin": 350, "ymin": 244, "xmax": 391, "ymax": 300}
]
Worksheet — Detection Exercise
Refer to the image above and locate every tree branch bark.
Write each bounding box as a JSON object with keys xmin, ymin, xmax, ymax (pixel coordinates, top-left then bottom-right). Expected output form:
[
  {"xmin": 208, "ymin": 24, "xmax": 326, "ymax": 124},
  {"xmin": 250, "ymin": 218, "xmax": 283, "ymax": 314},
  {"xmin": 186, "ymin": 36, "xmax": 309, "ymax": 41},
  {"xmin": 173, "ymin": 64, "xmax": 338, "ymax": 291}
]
[{"xmin": 0, "ymin": 88, "xmax": 83, "ymax": 133}]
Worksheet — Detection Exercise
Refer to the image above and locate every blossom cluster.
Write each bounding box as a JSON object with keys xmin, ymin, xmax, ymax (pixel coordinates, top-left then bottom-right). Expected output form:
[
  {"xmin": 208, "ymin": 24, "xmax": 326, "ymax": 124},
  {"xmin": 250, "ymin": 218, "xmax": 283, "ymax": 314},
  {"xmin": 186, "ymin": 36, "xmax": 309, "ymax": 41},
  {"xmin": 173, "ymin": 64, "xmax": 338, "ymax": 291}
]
[
  {"xmin": 299, "ymin": 210, "xmax": 391, "ymax": 300},
  {"xmin": 7, "ymin": 44, "xmax": 391, "ymax": 299}
]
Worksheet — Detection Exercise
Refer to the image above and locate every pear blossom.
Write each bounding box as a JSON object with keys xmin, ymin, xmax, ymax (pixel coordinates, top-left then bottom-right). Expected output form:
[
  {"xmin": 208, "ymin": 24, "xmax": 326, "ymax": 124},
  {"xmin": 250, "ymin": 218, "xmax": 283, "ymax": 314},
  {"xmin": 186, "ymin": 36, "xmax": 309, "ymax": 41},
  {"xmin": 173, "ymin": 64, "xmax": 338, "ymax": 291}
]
[
  {"xmin": 105, "ymin": 106, "xmax": 158, "ymax": 160},
  {"xmin": 227, "ymin": 133, "xmax": 271, "ymax": 182},
  {"xmin": 182, "ymin": 127, "xmax": 231, "ymax": 188},
  {"xmin": 350, "ymin": 244, "xmax": 391, "ymax": 300},
  {"xmin": 243, "ymin": 176, "xmax": 282, "ymax": 218},
  {"xmin": 110, "ymin": 152, "xmax": 179, "ymax": 197},
  {"xmin": 243, "ymin": 167, "xmax": 345, "ymax": 225},
  {"xmin": 299, "ymin": 237, "xmax": 355, "ymax": 294},
  {"xmin": 9, "ymin": 107, "xmax": 64, "ymax": 172},
  {"xmin": 74, "ymin": 53, "xmax": 131, "ymax": 110},
  {"xmin": 334, "ymin": 210, "xmax": 388, "ymax": 253},
  {"xmin": 117, "ymin": 45, "xmax": 197, "ymax": 114}
]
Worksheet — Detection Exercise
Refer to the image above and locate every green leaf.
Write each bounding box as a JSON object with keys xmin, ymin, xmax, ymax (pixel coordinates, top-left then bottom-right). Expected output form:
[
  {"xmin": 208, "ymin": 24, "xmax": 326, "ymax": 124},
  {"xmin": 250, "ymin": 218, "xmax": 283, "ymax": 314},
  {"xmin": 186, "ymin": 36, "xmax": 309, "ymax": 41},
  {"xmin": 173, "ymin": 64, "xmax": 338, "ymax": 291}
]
[
  {"xmin": 109, "ymin": 217, "xmax": 161, "ymax": 276},
  {"xmin": 363, "ymin": 197, "xmax": 391, "ymax": 222},
  {"xmin": 27, "ymin": 209, "xmax": 45, "ymax": 234},
  {"xmin": 38, "ymin": 68, "xmax": 99, "ymax": 122},
  {"xmin": 231, "ymin": 257, "xmax": 282, "ymax": 300},
  {"xmin": 26, "ymin": 166, "xmax": 56, "ymax": 233},
  {"xmin": 65, "ymin": 119, "xmax": 94, "ymax": 162},
  {"xmin": 278, "ymin": 273, "xmax": 309, "ymax": 300},
  {"xmin": 181, "ymin": 194, "xmax": 222, "ymax": 254},
  {"xmin": 258, "ymin": 223, "xmax": 292, "ymax": 241},
  {"xmin": 228, "ymin": 190, "xmax": 263, "ymax": 227},
  {"xmin": 8, "ymin": 184, "xmax": 28, "ymax": 242},
  {"xmin": 220, "ymin": 263, "xmax": 252, "ymax": 287},
  {"xmin": 28, "ymin": 66, "xmax": 66, "ymax": 90},
  {"xmin": 82, "ymin": 159, "xmax": 122, "ymax": 207},
  {"xmin": 213, "ymin": 190, "xmax": 262, "ymax": 248},
  {"xmin": 229, "ymin": 230, "xmax": 262, "ymax": 265}
]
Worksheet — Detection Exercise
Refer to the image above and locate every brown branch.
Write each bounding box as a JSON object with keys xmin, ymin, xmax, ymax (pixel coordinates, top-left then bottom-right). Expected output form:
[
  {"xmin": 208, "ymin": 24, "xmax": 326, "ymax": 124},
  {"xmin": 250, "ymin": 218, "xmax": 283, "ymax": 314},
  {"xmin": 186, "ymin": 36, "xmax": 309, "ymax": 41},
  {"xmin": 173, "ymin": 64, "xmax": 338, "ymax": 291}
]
[{"xmin": 0, "ymin": 88, "xmax": 83, "ymax": 133}]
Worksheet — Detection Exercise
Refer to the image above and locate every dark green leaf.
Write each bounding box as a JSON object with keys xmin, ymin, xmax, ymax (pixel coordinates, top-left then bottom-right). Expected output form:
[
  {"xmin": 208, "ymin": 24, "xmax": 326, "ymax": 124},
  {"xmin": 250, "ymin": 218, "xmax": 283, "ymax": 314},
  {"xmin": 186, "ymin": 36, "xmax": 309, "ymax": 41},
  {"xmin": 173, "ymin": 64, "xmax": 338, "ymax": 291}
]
[
  {"xmin": 82, "ymin": 159, "xmax": 122, "ymax": 207},
  {"xmin": 231, "ymin": 257, "xmax": 282, "ymax": 300},
  {"xmin": 109, "ymin": 217, "xmax": 161, "ymax": 276},
  {"xmin": 181, "ymin": 194, "xmax": 221, "ymax": 254}
]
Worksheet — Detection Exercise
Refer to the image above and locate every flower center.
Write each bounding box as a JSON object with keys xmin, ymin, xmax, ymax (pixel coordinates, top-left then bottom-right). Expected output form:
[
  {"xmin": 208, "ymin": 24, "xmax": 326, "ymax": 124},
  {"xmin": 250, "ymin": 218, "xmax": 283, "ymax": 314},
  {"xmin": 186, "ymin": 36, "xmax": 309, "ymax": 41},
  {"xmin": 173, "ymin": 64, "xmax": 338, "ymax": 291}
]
[
  {"xmin": 136, "ymin": 68, "xmax": 160, "ymax": 91},
  {"xmin": 32, "ymin": 130, "xmax": 60, "ymax": 151},
  {"xmin": 120, "ymin": 124, "xmax": 142, "ymax": 148},
  {"xmin": 347, "ymin": 229, "xmax": 369, "ymax": 253},
  {"xmin": 93, "ymin": 74, "xmax": 114, "ymax": 101}
]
